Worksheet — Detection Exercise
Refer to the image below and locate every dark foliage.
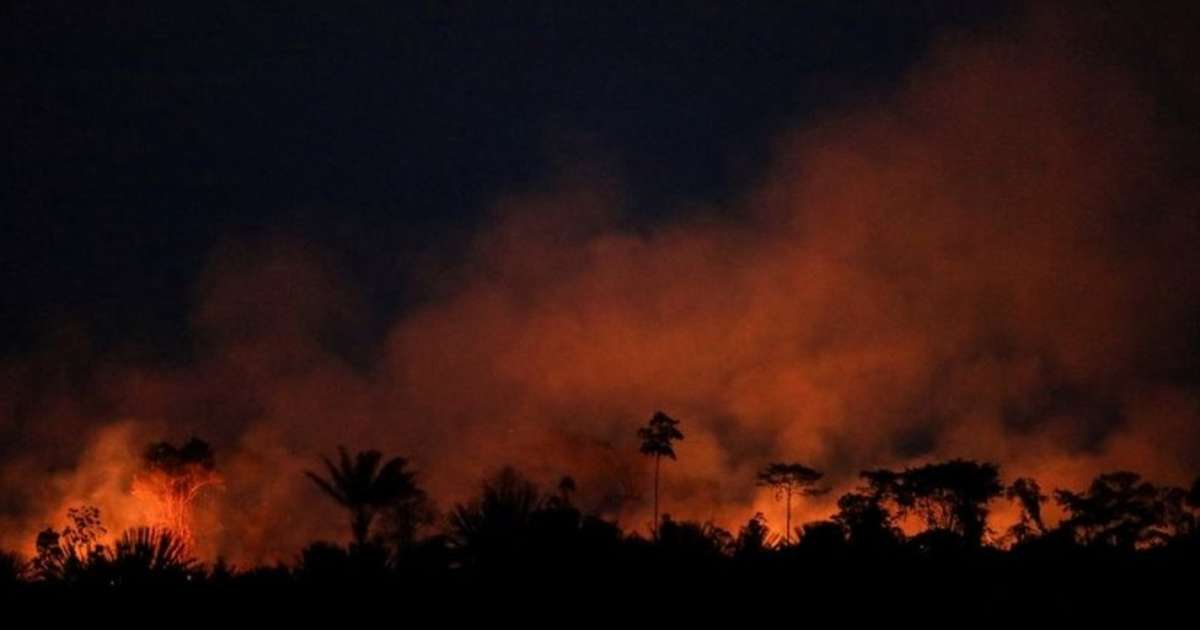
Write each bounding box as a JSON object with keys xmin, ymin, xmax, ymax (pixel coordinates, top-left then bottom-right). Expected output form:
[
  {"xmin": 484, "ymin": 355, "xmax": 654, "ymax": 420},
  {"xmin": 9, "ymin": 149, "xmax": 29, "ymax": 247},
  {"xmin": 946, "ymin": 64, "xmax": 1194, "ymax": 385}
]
[
  {"xmin": 636, "ymin": 411, "xmax": 684, "ymax": 460},
  {"xmin": 862, "ymin": 459, "xmax": 1003, "ymax": 545},
  {"xmin": 0, "ymin": 550, "xmax": 25, "ymax": 587},
  {"xmin": 144, "ymin": 438, "xmax": 216, "ymax": 475},
  {"xmin": 833, "ymin": 491, "xmax": 902, "ymax": 551},
  {"xmin": 5, "ymin": 457, "xmax": 1200, "ymax": 616},
  {"xmin": 1054, "ymin": 471, "xmax": 1181, "ymax": 549},
  {"xmin": 733, "ymin": 513, "xmax": 775, "ymax": 561},
  {"xmin": 1006, "ymin": 477, "xmax": 1048, "ymax": 543},
  {"xmin": 756, "ymin": 462, "xmax": 827, "ymax": 544},
  {"xmin": 306, "ymin": 447, "xmax": 434, "ymax": 549},
  {"xmin": 29, "ymin": 509, "xmax": 198, "ymax": 591},
  {"xmin": 637, "ymin": 410, "xmax": 685, "ymax": 538}
]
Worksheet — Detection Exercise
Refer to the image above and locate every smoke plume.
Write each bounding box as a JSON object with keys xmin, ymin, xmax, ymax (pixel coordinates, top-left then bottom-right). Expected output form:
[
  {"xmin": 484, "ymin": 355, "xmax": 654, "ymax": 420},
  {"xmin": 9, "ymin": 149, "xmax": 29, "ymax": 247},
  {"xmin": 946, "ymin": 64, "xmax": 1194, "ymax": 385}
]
[{"xmin": 2, "ymin": 5, "xmax": 1198, "ymax": 561}]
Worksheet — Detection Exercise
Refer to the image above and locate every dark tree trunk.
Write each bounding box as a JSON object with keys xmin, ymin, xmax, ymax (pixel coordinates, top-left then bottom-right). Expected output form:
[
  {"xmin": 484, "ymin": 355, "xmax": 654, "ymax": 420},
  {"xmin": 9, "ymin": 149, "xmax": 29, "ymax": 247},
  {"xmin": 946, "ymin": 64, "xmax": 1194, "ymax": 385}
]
[
  {"xmin": 352, "ymin": 508, "xmax": 373, "ymax": 547},
  {"xmin": 653, "ymin": 455, "xmax": 661, "ymax": 538},
  {"xmin": 786, "ymin": 488, "xmax": 792, "ymax": 545}
]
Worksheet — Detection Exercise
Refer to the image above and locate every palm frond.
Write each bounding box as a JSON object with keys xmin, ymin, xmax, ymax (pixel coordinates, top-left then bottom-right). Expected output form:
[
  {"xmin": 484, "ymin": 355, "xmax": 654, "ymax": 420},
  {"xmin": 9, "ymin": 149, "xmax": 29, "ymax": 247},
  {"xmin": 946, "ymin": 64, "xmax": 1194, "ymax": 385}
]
[{"xmin": 306, "ymin": 470, "xmax": 350, "ymax": 507}]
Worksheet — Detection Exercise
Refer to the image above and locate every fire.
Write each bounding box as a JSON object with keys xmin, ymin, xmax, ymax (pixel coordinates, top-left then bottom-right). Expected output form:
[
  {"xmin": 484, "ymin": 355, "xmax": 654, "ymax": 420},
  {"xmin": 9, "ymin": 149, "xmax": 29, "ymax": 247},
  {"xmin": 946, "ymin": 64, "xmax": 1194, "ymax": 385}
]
[
  {"xmin": 0, "ymin": 6, "xmax": 1196, "ymax": 566},
  {"xmin": 130, "ymin": 439, "xmax": 221, "ymax": 550}
]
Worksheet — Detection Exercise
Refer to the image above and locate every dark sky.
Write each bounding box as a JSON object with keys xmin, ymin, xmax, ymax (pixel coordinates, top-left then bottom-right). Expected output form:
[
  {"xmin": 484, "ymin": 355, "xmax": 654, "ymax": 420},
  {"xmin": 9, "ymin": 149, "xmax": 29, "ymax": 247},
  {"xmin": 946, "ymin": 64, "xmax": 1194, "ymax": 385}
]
[{"xmin": 1, "ymin": 1, "xmax": 1017, "ymax": 359}]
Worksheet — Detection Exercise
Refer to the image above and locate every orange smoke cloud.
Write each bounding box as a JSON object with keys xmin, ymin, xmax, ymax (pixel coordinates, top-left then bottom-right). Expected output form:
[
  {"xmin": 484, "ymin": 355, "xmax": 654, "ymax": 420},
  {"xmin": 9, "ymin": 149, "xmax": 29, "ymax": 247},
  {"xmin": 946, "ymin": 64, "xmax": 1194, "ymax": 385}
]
[{"xmin": 2, "ymin": 6, "xmax": 1198, "ymax": 561}]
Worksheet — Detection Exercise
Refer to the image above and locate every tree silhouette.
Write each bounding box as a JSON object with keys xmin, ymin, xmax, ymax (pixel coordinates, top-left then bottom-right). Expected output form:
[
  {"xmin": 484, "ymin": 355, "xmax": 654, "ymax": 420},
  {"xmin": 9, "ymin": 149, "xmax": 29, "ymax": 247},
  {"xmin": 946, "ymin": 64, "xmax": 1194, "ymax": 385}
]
[
  {"xmin": 305, "ymin": 447, "xmax": 428, "ymax": 548},
  {"xmin": 107, "ymin": 527, "xmax": 197, "ymax": 586},
  {"xmin": 637, "ymin": 411, "xmax": 684, "ymax": 538},
  {"xmin": 863, "ymin": 459, "xmax": 1002, "ymax": 546},
  {"xmin": 1054, "ymin": 471, "xmax": 1171, "ymax": 549},
  {"xmin": 0, "ymin": 550, "xmax": 24, "ymax": 587},
  {"xmin": 32, "ymin": 505, "xmax": 107, "ymax": 582},
  {"xmin": 1188, "ymin": 476, "xmax": 1200, "ymax": 511},
  {"xmin": 1157, "ymin": 485, "xmax": 1194, "ymax": 539},
  {"xmin": 543, "ymin": 485, "xmax": 581, "ymax": 518},
  {"xmin": 9, "ymin": 457, "xmax": 1200, "ymax": 604},
  {"xmin": 756, "ymin": 462, "xmax": 827, "ymax": 544},
  {"xmin": 30, "ymin": 507, "xmax": 197, "ymax": 587},
  {"xmin": 797, "ymin": 520, "xmax": 847, "ymax": 553},
  {"xmin": 448, "ymin": 466, "xmax": 542, "ymax": 567},
  {"xmin": 131, "ymin": 438, "xmax": 220, "ymax": 550},
  {"xmin": 733, "ymin": 512, "xmax": 775, "ymax": 560},
  {"xmin": 557, "ymin": 475, "xmax": 577, "ymax": 505},
  {"xmin": 380, "ymin": 478, "xmax": 437, "ymax": 555},
  {"xmin": 1005, "ymin": 477, "xmax": 1048, "ymax": 543},
  {"xmin": 833, "ymin": 491, "xmax": 900, "ymax": 550},
  {"xmin": 1183, "ymin": 475, "xmax": 1200, "ymax": 539}
]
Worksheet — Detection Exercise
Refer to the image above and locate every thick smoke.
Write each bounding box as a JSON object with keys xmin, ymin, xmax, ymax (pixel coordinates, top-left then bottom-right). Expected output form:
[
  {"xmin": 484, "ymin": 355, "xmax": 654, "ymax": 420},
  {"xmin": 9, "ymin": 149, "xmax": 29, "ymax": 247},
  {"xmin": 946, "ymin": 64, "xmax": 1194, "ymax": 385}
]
[{"xmin": 2, "ymin": 6, "xmax": 1198, "ymax": 561}]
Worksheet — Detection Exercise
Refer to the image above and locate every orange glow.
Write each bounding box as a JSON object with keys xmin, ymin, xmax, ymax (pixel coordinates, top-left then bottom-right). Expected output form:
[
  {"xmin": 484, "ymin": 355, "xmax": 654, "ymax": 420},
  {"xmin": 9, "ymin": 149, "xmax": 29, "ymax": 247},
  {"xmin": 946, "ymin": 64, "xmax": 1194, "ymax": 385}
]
[
  {"xmin": 131, "ymin": 465, "xmax": 221, "ymax": 551},
  {"xmin": 0, "ymin": 6, "xmax": 1197, "ymax": 565}
]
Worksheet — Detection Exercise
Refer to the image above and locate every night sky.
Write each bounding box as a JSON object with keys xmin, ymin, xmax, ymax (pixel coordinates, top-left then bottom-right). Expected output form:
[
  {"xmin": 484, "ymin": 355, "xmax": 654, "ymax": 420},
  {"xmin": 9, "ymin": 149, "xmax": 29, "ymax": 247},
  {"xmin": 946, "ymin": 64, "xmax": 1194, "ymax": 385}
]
[{"xmin": 3, "ymin": 1, "xmax": 1015, "ymax": 358}]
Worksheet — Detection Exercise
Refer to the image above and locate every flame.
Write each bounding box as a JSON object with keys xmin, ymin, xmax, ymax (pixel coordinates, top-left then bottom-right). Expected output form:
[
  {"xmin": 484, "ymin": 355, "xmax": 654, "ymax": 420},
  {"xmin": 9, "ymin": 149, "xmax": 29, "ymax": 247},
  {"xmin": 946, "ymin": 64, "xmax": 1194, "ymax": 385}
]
[
  {"xmin": 0, "ymin": 5, "xmax": 1197, "ymax": 564},
  {"xmin": 130, "ymin": 466, "xmax": 221, "ymax": 551}
]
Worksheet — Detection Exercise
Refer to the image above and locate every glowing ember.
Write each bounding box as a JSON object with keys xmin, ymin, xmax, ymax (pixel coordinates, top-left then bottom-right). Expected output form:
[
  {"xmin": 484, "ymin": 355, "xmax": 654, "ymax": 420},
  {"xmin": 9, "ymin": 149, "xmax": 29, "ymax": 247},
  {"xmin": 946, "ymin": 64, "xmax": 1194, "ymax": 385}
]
[{"xmin": 130, "ymin": 438, "xmax": 221, "ymax": 550}]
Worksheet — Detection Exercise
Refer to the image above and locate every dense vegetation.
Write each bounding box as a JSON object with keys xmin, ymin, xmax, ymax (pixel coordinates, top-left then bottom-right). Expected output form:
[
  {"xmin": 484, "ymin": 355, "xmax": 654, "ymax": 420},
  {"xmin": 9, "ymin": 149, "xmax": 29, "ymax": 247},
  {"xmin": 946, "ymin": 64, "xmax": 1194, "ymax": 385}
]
[{"xmin": 2, "ymin": 415, "xmax": 1199, "ymax": 612}]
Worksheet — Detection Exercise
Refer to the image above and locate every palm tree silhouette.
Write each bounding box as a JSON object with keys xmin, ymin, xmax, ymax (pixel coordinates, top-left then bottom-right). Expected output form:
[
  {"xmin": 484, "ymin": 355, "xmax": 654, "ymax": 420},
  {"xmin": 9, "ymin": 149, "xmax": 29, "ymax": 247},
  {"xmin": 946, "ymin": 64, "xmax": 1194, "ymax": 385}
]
[
  {"xmin": 637, "ymin": 411, "xmax": 684, "ymax": 538},
  {"xmin": 448, "ymin": 466, "xmax": 542, "ymax": 567},
  {"xmin": 306, "ymin": 447, "xmax": 424, "ymax": 548},
  {"xmin": 107, "ymin": 527, "xmax": 196, "ymax": 586}
]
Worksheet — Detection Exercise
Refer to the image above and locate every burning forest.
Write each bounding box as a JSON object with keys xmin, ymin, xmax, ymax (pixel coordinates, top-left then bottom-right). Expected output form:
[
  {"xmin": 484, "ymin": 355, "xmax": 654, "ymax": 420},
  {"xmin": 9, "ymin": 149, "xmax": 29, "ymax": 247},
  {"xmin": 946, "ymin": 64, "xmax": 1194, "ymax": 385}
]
[
  {"xmin": 130, "ymin": 439, "xmax": 221, "ymax": 551},
  {"xmin": 2, "ymin": 0, "xmax": 1200, "ymax": 612}
]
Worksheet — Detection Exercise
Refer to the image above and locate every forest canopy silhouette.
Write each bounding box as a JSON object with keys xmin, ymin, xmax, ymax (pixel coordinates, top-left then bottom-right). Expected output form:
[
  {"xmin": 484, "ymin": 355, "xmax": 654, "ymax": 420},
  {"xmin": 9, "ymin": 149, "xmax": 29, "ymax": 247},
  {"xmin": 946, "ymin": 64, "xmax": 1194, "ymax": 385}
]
[{"xmin": 6, "ymin": 429, "xmax": 1200, "ymax": 610}]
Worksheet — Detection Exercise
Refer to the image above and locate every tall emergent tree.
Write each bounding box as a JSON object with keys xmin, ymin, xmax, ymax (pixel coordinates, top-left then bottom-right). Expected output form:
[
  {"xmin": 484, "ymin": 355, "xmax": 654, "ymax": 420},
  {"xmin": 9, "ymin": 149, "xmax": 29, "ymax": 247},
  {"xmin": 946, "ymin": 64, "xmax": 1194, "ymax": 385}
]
[
  {"xmin": 756, "ymin": 462, "xmax": 827, "ymax": 544},
  {"xmin": 131, "ymin": 438, "xmax": 221, "ymax": 550},
  {"xmin": 637, "ymin": 411, "xmax": 684, "ymax": 537},
  {"xmin": 306, "ymin": 447, "xmax": 429, "ymax": 548}
]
